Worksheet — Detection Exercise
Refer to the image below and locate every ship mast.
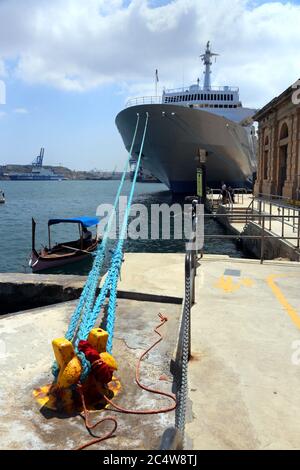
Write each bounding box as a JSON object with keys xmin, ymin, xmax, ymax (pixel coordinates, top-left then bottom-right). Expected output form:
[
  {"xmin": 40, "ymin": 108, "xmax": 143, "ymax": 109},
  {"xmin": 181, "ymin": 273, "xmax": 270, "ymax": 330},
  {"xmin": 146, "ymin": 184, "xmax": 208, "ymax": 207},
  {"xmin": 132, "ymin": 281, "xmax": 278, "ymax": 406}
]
[{"xmin": 200, "ymin": 41, "xmax": 219, "ymax": 90}]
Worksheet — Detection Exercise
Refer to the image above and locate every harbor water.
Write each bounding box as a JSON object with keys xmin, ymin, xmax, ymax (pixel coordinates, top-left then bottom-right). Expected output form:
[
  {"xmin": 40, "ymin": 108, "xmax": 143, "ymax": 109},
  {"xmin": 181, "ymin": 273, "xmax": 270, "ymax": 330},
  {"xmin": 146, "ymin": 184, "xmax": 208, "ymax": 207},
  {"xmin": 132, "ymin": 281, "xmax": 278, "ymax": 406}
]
[{"xmin": 0, "ymin": 180, "xmax": 246, "ymax": 274}]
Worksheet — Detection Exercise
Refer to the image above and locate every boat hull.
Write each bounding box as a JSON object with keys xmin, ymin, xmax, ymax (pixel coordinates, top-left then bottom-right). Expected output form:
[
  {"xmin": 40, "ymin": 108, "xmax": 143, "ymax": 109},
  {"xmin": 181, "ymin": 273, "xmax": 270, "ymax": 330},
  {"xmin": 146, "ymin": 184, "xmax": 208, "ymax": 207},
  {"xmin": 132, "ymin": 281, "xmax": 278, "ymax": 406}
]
[
  {"xmin": 30, "ymin": 251, "xmax": 90, "ymax": 272},
  {"xmin": 116, "ymin": 104, "xmax": 256, "ymax": 193},
  {"xmin": 29, "ymin": 241, "xmax": 98, "ymax": 272},
  {"xmin": 8, "ymin": 175, "xmax": 62, "ymax": 181}
]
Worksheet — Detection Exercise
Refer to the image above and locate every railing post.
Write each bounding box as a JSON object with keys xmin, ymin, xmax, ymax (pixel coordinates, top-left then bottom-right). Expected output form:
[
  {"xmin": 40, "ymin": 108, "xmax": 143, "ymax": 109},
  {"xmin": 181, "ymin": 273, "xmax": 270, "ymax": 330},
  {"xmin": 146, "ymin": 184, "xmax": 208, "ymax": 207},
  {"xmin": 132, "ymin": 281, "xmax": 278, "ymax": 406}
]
[
  {"xmin": 269, "ymin": 202, "xmax": 272, "ymax": 231},
  {"xmin": 282, "ymin": 207, "xmax": 285, "ymax": 238},
  {"xmin": 260, "ymin": 214, "xmax": 265, "ymax": 264},
  {"xmin": 298, "ymin": 210, "xmax": 300, "ymax": 249},
  {"xmin": 258, "ymin": 199, "xmax": 262, "ymax": 226}
]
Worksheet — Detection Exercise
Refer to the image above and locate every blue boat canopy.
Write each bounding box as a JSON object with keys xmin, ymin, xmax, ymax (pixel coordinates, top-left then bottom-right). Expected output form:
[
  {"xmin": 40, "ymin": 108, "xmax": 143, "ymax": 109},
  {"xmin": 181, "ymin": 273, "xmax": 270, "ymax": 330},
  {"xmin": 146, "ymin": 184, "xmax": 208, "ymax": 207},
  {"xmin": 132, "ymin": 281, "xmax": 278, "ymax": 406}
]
[{"xmin": 48, "ymin": 216, "xmax": 100, "ymax": 228}]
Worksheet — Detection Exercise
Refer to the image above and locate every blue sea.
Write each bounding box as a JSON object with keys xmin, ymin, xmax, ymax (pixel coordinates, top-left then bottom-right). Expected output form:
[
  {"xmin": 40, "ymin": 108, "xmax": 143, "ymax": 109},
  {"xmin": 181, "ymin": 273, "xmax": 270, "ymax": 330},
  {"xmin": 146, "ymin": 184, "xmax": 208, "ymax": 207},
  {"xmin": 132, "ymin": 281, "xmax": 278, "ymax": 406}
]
[{"xmin": 0, "ymin": 180, "xmax": 245, "ymax": 274}]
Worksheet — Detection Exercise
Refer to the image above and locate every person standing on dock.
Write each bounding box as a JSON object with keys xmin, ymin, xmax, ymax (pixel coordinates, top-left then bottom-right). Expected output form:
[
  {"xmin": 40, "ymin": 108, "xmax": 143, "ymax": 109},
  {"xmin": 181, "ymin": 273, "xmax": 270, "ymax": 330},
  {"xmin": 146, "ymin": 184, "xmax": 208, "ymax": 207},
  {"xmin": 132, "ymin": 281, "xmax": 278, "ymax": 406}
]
[{"xmin": 221, "ymin": 182, "xmax": 227, "ymax": 204}]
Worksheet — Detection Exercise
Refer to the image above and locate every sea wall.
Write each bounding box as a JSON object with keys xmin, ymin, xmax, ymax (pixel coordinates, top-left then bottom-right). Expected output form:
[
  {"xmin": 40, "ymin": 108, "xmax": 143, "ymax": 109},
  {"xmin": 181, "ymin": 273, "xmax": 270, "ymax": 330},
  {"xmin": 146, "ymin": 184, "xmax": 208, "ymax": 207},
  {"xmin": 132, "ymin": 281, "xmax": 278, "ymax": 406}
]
[
  {"xmin": 241, "ymin": 222, "xmax": 300, "ymax": 262},
  {"xmin": 0, "ymin": 273, "xmax": 85, "ymax": 314}
]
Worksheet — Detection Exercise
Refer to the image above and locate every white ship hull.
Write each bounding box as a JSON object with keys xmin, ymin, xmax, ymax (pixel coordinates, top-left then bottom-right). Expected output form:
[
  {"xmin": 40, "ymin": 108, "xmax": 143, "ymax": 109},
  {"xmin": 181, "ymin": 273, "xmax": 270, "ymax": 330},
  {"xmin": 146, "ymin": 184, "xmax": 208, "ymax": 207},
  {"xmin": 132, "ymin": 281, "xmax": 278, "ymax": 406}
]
[{"xmin": 116, "ymin": 104, "xmax": 256, "ymax": 193}]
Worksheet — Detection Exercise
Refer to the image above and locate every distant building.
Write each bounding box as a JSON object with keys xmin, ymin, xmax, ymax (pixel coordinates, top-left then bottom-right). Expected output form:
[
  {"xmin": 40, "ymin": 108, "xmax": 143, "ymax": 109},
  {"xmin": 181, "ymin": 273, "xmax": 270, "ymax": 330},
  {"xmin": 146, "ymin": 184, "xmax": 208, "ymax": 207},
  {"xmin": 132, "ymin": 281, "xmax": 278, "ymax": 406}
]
[{"xmin": 254, "ymin": 81, "xmax": 300, "ymax": 200}]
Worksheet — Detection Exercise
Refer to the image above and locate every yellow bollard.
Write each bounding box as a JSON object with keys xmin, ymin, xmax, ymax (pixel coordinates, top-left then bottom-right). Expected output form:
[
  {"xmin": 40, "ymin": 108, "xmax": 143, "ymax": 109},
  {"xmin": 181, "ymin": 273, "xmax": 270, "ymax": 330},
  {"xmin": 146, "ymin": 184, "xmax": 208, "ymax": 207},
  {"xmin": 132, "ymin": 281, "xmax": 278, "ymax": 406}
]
[
  {"xmin": 88, "ymin": 328, "xmax": 108, "ymax": 353},
  {"xmin": 52, "ymin": 338, "xmax": 82, "ymax": 388},
  {"xmin": 34, "ymin": 330, "xmax": 120, "ymax": 412}
]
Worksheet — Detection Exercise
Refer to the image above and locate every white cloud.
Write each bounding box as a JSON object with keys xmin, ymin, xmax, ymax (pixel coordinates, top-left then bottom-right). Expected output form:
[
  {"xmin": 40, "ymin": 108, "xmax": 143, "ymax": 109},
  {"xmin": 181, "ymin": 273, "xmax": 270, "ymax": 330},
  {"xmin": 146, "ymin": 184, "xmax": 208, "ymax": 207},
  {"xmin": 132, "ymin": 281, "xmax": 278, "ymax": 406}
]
[
  {"xmin": 0, "ymin": 0, "xmax": 299, "ymax": 106},
  {"xmin": 13, "ymin": 107, "xmax": 29, "ymax": 114},
  {"xmin": 0, "ymin": 59, "xmax": 7, "ymax": 77}
]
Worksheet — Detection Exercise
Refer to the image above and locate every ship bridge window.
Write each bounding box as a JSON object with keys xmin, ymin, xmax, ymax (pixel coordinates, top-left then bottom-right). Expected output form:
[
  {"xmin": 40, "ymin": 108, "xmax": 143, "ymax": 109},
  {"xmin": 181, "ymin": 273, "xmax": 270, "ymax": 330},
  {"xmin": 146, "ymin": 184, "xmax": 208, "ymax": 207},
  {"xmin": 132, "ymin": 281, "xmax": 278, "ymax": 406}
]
[{"xmin": 231, "ymin": 94, "xmax": 233, "ymax": 100}]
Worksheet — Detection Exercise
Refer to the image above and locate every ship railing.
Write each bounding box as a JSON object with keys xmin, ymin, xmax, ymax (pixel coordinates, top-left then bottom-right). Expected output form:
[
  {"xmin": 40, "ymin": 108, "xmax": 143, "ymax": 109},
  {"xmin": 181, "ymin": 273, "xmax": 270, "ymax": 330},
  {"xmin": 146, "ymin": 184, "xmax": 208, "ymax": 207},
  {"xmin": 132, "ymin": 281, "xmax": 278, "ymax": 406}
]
[
  {"xmin": 164, "ymin": 85, "xmax": 239, "ymax": 94},
  {"xmin": 125, "ymin": 96, "xmax": 163, "ymax": 108}
]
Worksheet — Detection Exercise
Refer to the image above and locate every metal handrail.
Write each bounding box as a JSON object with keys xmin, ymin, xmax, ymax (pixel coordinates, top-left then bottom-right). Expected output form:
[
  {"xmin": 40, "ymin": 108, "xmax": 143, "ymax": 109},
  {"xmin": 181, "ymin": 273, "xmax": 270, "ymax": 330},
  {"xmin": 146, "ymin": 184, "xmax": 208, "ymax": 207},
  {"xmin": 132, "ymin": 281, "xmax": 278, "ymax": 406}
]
[
  {"xmin": 207, "ymin": 212, "xmax": 300, "ymax": 263},
  {"xmin": 233, "ymin": 187, "xmax": 247, "ymax": 204},
  {"xmin": 248, "ymin": 197, "xmax": 300, "ymax": 235}
]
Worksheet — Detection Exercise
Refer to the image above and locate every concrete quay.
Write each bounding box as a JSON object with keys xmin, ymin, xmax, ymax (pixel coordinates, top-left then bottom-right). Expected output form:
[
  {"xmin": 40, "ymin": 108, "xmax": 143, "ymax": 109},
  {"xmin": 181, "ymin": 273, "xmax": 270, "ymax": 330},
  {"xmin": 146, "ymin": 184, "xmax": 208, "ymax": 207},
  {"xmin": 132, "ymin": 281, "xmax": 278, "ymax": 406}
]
[
  {"xmin": 1, "ymin": 253, "xmax": 300, "ymax": 449},
  {"xmin": 186, "ymin": 256, "xmax": 300, "ymax": 450},
  {"xmin": 0, "ymin": 254, "xmax": 183, "ymax": 450}
]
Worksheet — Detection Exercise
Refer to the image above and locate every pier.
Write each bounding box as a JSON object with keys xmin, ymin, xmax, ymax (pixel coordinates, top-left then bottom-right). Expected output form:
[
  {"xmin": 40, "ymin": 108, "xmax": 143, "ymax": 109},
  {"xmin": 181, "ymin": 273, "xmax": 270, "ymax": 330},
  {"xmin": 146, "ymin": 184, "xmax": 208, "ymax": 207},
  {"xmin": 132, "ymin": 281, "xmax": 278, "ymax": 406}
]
[{"xmin": 1, "ymin": 253, "xmax": 300, "ymax": 449}]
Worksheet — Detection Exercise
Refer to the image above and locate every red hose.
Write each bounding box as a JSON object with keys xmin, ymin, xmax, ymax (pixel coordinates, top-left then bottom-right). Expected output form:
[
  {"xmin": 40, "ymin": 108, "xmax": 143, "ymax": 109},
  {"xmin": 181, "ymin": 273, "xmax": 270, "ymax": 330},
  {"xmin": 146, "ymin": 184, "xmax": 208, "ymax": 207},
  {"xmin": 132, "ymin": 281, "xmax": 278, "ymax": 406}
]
[{"xmin": 75, "ymin": 313, "xmax": 177, "ymax": 450}]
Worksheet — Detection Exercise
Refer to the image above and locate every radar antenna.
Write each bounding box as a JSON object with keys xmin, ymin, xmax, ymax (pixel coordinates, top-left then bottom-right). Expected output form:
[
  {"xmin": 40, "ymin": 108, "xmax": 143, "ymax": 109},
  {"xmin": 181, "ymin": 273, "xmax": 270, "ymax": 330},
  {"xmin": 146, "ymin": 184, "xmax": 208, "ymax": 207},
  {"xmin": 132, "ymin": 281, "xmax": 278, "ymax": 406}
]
[{"xmin": 200, "ymin": 41, "xmax": 219, "ymax": 90}]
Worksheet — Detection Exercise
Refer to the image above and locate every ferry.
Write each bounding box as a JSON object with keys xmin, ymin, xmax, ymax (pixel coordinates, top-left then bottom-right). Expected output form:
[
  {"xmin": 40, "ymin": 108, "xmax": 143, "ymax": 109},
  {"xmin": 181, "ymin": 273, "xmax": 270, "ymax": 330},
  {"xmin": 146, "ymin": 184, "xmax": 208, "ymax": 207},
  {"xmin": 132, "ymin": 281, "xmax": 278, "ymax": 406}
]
[{"xmin": 8, "ymin": 148, "xmax": 63, "ymax": 181}]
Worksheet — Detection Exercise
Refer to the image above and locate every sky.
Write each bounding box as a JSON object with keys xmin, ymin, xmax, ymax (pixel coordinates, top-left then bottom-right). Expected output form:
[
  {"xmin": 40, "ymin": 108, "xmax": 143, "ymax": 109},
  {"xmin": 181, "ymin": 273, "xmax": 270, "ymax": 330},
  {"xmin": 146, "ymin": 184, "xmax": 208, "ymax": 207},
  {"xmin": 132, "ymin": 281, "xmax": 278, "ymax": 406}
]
[{"xmin": 0, "ymin": 0, "xmax": 300, "ymax": 171}]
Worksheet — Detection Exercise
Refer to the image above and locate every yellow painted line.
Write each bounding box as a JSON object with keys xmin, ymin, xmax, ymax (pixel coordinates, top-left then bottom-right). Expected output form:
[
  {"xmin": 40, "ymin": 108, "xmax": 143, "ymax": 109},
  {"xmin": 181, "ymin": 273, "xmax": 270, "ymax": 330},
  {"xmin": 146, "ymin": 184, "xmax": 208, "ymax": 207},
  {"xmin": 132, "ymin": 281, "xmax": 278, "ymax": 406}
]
[{"xmin": 266, "ymin": 275, "xmax": 300, "ymax": 330}]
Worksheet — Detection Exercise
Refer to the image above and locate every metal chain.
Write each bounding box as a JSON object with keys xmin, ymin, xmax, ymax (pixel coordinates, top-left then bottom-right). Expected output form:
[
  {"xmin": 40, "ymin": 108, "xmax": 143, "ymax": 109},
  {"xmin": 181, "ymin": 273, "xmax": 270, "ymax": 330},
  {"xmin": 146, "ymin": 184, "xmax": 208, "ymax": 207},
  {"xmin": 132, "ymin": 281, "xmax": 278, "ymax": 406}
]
[{"xmin": 177, "ymin": 273, "xmax": 191, "ymax": 435}]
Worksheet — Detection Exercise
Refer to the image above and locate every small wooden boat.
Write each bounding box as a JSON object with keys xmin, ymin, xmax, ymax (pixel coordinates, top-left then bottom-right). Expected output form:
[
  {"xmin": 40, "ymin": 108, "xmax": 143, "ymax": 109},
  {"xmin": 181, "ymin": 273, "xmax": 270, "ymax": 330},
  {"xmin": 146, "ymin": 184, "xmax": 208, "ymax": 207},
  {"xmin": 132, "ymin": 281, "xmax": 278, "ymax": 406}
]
[
  {"xmin": 0, "ymin": 190, "xmax": 5, "ymax": 204},
  {"xmin": 29, "ymin": 216, "xmax": 100, "ymax": 272}
]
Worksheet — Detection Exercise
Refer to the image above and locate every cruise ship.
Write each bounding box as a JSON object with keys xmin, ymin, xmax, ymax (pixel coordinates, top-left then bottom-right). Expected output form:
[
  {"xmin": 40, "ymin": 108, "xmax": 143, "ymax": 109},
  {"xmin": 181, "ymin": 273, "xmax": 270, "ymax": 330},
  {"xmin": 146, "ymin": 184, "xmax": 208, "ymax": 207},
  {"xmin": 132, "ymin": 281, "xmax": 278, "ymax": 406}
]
[
  {"xmin": 116, "ymin": 42, "xmax": 257, "ymax": 193},
  {"xmin": 8, "ymin": 148, "xmax": 62, "ymax": 181}
]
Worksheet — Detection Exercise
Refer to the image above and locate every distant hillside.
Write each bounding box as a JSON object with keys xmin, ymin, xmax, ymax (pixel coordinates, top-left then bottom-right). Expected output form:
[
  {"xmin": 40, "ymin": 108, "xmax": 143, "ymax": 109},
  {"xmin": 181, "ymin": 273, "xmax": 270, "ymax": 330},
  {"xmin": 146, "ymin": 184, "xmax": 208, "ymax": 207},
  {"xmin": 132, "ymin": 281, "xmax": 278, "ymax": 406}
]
[{"xmin": 0, "ymin": 164, "xmax": 128, "ymax": 180}]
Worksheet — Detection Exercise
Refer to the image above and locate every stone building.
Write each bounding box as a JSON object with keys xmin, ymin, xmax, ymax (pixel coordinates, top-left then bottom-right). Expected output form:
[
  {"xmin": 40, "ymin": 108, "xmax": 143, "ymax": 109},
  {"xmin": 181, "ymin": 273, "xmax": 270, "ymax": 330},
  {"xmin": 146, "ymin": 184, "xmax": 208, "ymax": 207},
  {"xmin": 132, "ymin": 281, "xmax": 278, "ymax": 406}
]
[{"xmin": 254, "ymin": 81, "xmax": 300, "ymax": 200}]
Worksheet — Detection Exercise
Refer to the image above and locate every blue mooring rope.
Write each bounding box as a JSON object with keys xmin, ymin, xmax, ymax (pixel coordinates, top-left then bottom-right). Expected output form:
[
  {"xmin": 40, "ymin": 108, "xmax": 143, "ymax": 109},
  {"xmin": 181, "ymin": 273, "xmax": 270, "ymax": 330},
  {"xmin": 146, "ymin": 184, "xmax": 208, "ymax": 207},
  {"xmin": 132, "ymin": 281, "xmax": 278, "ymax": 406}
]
[{"xmin": 52, "ymin": 113, "xmax": 149, "ymax": 382}]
